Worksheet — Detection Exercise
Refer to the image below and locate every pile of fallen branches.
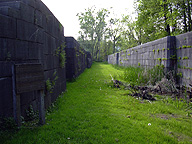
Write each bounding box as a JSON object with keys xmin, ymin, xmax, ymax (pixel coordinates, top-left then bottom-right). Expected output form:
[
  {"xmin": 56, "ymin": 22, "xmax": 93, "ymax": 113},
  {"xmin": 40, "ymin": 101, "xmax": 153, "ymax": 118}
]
[{"xmin": 110, "ymin": 74, "xmax": 192, "ymax": 102}]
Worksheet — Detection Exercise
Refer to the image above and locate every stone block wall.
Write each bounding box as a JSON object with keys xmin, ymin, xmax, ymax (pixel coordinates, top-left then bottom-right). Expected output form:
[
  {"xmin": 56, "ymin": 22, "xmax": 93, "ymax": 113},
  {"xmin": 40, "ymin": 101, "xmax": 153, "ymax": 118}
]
[
  {"xmin": 0, "ymin": 0, "xmax": 65, "ymax": 117},
  {"xmin": 0, "ymin": 0, "xmax": 92, "ymax": 119},
  {"xmin": 109, "ymin": 36, "xmax": 176, "ymax": 69},
  {"xmin": 108, "ymin": 32, "xmax": 192, "ymax": 88},
  {"xmin": 65, "ymin": 37, "xmax": 92, "ymax": 80},
  {"xmin": 176, "ymin": 32, "xmax": 192, "ymax": 87}
]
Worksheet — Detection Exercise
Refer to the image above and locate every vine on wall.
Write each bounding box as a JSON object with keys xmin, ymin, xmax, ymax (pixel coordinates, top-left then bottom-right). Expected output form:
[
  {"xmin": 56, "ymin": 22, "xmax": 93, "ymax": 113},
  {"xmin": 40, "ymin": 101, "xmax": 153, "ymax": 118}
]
[{"xmin": 55, "ymin": 43, "xmax": 66, "ymax": 68}]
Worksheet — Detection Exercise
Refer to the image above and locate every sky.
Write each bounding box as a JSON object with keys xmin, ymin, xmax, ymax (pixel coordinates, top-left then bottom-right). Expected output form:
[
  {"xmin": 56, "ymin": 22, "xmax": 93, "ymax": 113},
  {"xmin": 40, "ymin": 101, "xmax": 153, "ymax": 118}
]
[{"xmin": 41, "ymin": 0, "xmax": 135, "ymax": 39}]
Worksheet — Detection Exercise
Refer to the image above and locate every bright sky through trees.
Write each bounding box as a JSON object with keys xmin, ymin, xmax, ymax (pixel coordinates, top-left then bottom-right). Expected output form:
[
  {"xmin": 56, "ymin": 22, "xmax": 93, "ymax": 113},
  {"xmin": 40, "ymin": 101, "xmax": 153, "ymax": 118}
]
[{"xmin": 41, "ymin": 0, "xmax": 135, "ymax": 39}]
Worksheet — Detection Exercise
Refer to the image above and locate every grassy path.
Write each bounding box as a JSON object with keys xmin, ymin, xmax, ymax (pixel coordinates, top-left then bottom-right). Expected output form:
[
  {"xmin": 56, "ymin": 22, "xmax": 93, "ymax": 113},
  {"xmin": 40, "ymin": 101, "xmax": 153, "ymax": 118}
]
[{"xmin": 1, "ymin": 62, "xmax": 192, "ymax": 143}]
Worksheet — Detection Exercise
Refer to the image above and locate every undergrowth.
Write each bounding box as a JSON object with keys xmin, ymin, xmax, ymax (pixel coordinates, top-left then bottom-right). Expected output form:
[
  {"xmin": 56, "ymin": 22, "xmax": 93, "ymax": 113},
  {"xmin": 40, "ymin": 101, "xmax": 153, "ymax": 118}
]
[{"xmin": 118, "ymin": 64, "xmax": 165, "ymax": 86}]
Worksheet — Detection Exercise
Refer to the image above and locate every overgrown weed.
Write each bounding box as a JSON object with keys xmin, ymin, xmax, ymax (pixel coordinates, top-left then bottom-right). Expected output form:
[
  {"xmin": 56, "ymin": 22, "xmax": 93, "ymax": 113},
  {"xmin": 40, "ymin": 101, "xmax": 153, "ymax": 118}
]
[{"xmin": 119, "ymin": 65, "xmax": 165, "ymax": 86}]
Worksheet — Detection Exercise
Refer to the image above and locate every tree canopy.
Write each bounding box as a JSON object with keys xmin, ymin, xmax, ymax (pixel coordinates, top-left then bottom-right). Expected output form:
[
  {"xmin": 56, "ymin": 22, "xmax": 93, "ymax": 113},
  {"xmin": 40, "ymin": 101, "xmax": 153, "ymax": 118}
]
[{"xmin": 77, "ymin": 0, "xmax": 192, "ymax": 61}]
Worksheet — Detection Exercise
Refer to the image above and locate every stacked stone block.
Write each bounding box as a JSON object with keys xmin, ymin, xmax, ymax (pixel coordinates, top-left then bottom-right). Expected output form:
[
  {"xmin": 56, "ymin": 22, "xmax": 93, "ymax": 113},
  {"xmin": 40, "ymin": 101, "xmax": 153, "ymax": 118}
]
[
  {"xmin": 108, "ymin": 32, "xmax": 192, "ymax": 88},
  {"xmin": 0, "ymin": 0, "xmax": 66, "ymax": 118},
  {"xmin": 109, "ymin": 36, "xmax": 176, "ymax": 69},
  {"xmin": 65, "ymin": 37, "xmax": 92, "ymax": 80},
  {"xmin": 176, "ymin": 32, "xmax": 192, "ymax": 87}
]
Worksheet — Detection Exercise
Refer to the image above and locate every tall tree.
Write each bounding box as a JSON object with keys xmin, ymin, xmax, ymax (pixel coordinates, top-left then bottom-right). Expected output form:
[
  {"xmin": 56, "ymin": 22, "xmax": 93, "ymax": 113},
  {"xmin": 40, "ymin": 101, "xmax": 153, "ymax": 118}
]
[
  {"xmin": 134, "ymin": 0, "xmax": 192, "ymax": 43},
  {"xmin": 77, "ymin": 6, "xmax": 96, "ymax": 56},
  {"xmin": 108, "ymin": 18, "xmax": 121, "ymax": 53},
  {"xmin": 118, "ymin": 15, "xmax": 138, "ymax": 49},
  {"xmin": 77, "ymin": 7, "xmax": 109, "ymax": 61}
]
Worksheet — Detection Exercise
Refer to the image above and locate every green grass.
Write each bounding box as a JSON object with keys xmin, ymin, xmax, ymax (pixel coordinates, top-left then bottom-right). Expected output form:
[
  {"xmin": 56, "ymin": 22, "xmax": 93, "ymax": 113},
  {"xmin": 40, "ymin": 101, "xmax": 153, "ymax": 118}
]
[{"xmin": 1, "ymin": 62, "xmax": 192, "ymax": 144}]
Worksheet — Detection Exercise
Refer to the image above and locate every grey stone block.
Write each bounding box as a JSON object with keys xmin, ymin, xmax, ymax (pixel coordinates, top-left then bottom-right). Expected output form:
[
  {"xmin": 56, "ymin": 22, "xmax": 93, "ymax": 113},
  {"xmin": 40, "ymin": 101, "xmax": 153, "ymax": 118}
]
[
  {"xmin": 183, "ymin": 59, "xmax": 189, "ymax": 67},
  {"xmin": 176, "ymin": 31, "xmax": 192, "ymax": 46},
  {"xmin": 0, "ymin": 0, "xmax": 17, "ymax": 2},
  {"xmin": 45, "ymin": 15, "xmax": 54, "ymax": 35},
  {"xmin": 53, "ymin": 56, "xmax": 59, "ymax": 69},
  {"xmin": 0, "ymin": 14, "xmax": 16, "ymax": 38},
  {"xmin": 0, "ymin": 62, "xmax": 12, "ymax": 77},
  {"xmin": 65, "ymin": 37, "xmax": 80, "ymax": 49},
  {"xmin": 0, "ymin": 38, "xmax": 15, "ymax": 61},
  {"xmin": 43, "ymin": 55, "xmax": 54, "ymax": 70},
  {"xmin": 35, "ymin": 10, "xmax": 43, "ymax": 27},
  {"xmin": 20, "ymin": 3, "xmax": 34, "ymax": 23},
  {"xmin": 28, "ymin": 43, "xmax": 43, "ymax": 60},
  {"xmin": 0, "ymin": 77, "xmax": 13, "ymax": 109},
  {"xmin": 44, "ymin": 34, "xmax": 56, "ymax": 54},
  {"xmin": 188, "ymin": 49, "xmax": 192, "ymax": 60},
  {"xmin": 188, "ymin": 60, "xmax": 192, "ymax": 68},
  {"xmin": 181, "ymin": 49, "xmax": 188, "ymax": 58},
  {"xmin": 0, "ymin": 1, "xmax": 34, "ymax": 23},
  {"xmin": 0, "ymin": 6, "xmax": 19, "ymax": 18},
  {"xmin": 35, "ymin": 0, "xmax": 52, "ymax": 15},
  {"xmin": 20, "ymin": 91, "xmax": 35, "ymax": 106},
  {"xmin": 20, "ymin": 0, "xmax": 36, "ymax": 8},
  {"xmin": 17, "ymin": 20, "xmax": 43, "ymax": 43},
  {"xmin": 15, "ymin": 40, "xmax": 28, "ymax": 60}
]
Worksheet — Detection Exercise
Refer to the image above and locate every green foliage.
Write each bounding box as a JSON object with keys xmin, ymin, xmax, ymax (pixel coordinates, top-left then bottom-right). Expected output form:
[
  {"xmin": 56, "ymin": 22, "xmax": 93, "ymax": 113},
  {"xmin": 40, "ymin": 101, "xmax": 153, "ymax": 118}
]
[
  {"xmin": 177, "ymin": 72, "xmax": 183, "ymax": 78},
  {"xmin": 77, "ymin": 7, "xmax": 110, "ymax": 61},
  {"xmin": 55, "ymin": 43, "xmax": 66, "ymax": 68},
  {"xmin": 76, "ymin": 0, "xmax": 192, "ymax": 61},
  {"xmin": 59, "ymin": 22, "xmax": 63, "ymax": 31},
  {"xmin": 182, "ymin": 56, "xmax": 189, "ymax": 60},
  {"xmin": 157, "ymin": 49, "xmax": 160, "ymax": 53},
  {"xmin": 135, "ymin": 0, "xmax": 192, "ymax": 44},
  {"xmin": 170, "ymin": 54, "xmax": 177, "ymax": 60},
  {"xmin": 46, "ymin": 78, "xmax": 52, "ymax": 93},
  {"xmin": 46, "ymin": 71, "xmax": 59, "ymax": 93},
  {"xmin": 60, "ymin": 50, "xmax": 66, "ymax": 68},
  {"xmin": 157, "ymin": 58, "xmax": 162, "ymax": 62},
  {"xmin": 0, "ymin": 117, "xmax": 17, "ymax": 131},
  {"xmin": 118, "ymin": 15, "xmax": 138, "ymax": 50},
  {"xmin": 25, "ymin": 105, "xmax": 38, "ymax": 121}
]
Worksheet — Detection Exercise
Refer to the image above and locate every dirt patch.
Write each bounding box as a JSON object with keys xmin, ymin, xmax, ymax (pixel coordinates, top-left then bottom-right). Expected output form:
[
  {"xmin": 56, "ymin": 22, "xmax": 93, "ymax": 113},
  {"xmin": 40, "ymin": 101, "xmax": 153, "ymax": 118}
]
[
  {"xmin": 155, "ymin": 114, "xmax": 180, "ymax": 120},
  {"xmin": 168, "ymin": 131, "xmax": 192, "ymax": 142}
]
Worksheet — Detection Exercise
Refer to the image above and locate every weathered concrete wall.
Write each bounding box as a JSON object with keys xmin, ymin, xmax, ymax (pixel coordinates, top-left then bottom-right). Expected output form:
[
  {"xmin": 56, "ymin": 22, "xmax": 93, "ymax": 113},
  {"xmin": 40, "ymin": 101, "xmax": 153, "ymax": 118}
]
[
  {"xmin": 0, "ymin": 0, "xmax": 92, "ymax": 119},
  {"xmin": 108, "ymin": 32, "xmax": 192, "ymax": 88},
  {"xmin": 65, "ymin": 37, "xmax": 92, "ymax": 80}
]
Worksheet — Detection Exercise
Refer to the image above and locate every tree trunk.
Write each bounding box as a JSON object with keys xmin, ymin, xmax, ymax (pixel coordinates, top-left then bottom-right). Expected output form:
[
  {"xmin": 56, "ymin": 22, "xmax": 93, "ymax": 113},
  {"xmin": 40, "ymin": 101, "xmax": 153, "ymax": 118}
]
[
  {"xmin": 182, "ymin": 0, "xmax": 188, "ymax": 32},
  {"xmin": 170, "ymin": 5, "xmax": 176, "ymax": 34},
  {"xmin": 187, "ymin": 0, "xmax": 192, "ymax": 31},
  {"xmin": 91, "ymin": 38, "xmax": 94, "ymax": 58},
  {"xmin": 113, "ymin": 36, "xmax": 116, "ymax": 53},
  {"xmin": 164, "ymin": 0, "xmax": 171, "ymax": 35}
]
